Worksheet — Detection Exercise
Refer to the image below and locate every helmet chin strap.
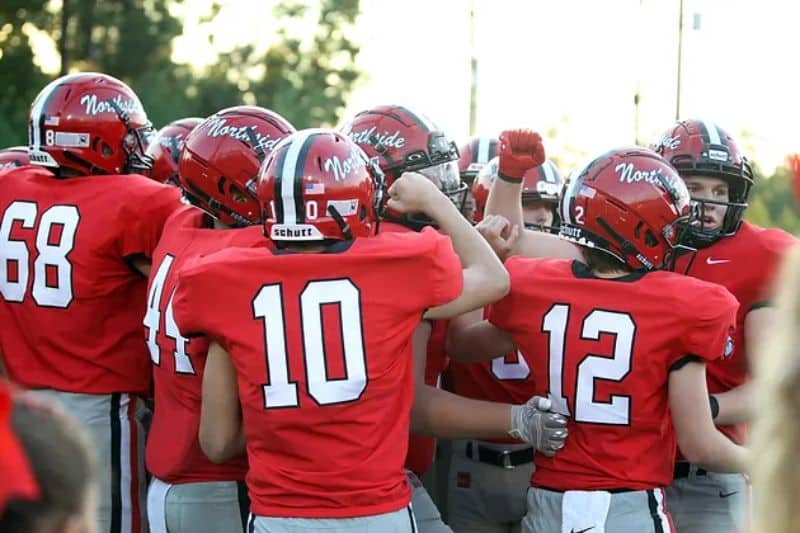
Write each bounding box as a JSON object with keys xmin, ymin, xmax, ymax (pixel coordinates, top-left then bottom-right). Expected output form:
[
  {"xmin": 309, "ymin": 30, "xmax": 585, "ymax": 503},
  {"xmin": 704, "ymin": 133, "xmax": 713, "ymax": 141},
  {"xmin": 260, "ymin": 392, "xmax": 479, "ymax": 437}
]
[
  {"xmin": 327, "ymin": 204, "xmax": 353, "ymax": 240},
  {"xmin": 595, "ymin": 216, "xmax": 652, "ymax": 270}
]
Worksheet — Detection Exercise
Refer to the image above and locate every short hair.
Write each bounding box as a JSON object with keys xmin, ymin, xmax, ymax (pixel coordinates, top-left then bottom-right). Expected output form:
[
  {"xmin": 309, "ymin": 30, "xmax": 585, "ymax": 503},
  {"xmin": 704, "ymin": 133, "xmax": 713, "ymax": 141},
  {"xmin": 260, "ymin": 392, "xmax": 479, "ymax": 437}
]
[
  {"xmin": 583, "ymin": 247, "xmax": 633, "ymax": 274},
  {"xmin": 0, "ymin": 397, "xmax": 96, "ymax": 533}
]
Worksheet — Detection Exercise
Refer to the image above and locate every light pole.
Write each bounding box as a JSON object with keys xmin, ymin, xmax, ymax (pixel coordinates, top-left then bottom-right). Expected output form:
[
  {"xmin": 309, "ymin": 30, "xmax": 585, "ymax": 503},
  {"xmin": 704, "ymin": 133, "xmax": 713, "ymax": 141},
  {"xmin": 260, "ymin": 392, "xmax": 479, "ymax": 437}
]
[
  {"xmin": 468, "ymin": 0, "xmax": 478, "ymax": 136},
  {"xmin": 675, "ymin": 0, "xmax": 685, "ymax": 120}
]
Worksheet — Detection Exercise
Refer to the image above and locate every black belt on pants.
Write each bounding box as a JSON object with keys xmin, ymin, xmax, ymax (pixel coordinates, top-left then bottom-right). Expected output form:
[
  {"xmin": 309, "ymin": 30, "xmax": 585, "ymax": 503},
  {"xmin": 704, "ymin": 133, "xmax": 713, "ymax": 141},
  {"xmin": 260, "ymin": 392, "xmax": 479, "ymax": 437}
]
[
  {"xmin": 465, "ymin": 441, "xmax": 534, "ymax": 469},
  {"xmin": 673, "ymin": 462, "xmax": 708, "ymax": 479}
]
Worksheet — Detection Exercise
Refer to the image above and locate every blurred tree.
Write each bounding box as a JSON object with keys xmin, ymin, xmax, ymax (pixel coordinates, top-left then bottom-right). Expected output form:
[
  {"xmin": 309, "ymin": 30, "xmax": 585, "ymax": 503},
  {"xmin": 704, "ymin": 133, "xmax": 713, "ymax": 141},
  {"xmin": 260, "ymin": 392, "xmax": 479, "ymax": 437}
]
[
  {"xmin": 0, "ymin": 1, "xmax": 51, "ymax": 146},
  {"xmin": 745, "ymin": 164, "xmax": 800, "ymax": 234},
  {"xmin": 201, "ymin": 0, "xmax": 362, "ymax": 128},
  {"xmin": 0, "ymin": 0, "xmax": 362, "ymax": 147}
]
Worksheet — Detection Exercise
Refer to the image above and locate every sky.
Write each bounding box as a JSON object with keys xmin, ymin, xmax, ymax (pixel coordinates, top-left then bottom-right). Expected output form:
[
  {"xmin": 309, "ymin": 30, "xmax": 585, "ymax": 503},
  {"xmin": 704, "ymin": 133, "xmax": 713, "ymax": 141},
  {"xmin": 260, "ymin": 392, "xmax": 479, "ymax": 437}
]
[{"xmin": 33, "ymin": 0, "xmax": 800, "ymax": 174}]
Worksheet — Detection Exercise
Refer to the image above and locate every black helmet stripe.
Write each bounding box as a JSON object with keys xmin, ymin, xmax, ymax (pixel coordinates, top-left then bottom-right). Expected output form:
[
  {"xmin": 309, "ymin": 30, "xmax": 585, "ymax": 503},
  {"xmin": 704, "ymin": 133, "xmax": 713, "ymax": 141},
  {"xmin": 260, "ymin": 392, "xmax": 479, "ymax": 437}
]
[
  {"xmin": 396, "ymin": 105, "xmax": 436, "ymax": 133},
  {"xmin": 698, "ymin": 120, "xmax": 728, "ymax": 147},
  {"xmin": 275, "ymin": 130, "xmax": 318, "ymax": 225},
  {"xmin": 272, "ymin": 140, "xmax": 289, "ymax": 224}
]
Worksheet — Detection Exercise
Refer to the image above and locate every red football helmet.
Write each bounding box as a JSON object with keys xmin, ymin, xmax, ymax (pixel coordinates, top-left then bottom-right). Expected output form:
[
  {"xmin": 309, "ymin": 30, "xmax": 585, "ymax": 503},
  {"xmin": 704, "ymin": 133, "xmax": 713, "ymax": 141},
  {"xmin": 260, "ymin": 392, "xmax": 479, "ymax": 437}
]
[
  {"xmin": 145, "ymin": 117, "xmax": 203, "ymax": 184},
  {"xmin": 178, "ymin": 106, "xmax": 295, "ymax": 227},
  {"xmin": 27, "ymin": 72, "xmax": 154, "ymax": 175},
  {"xmin": 0, "ymin": 146, "xmax": 30, "ymax": 169},
  {"xmin": 521, "ymin": 159, "xmax": 564, "ymax": 231},
  {"xmin": 258, "ymin": 128, "xmax": 383, "ymax": 242},
  {"xmin": 458, "ymin": 136, "xmax": 498, "ymax": 184},
  {"xmin": 559, "ymin": 147, "xmax": 694, "ymax": 271},
  {"xmin": 339, "ymin": 104, "xmax": 466, "ymax": 228},
  {"xmin": 651, "ymin": 119, "xmax": 753, "ymax": 245}
]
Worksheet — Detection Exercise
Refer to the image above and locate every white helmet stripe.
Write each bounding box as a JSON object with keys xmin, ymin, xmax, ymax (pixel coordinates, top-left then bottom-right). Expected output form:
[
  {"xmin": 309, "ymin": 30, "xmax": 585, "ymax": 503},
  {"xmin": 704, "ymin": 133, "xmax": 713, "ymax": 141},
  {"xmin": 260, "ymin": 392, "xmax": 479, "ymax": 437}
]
[
  {"xmin": 279, "ymin": 129, "xmax": 317, "ymax": 225},
  {"xmin": 542, "ymin": 160, "xmax": 557, "ymax": 183},
  {"xmin": 702, "ymin": 120, "xmax": 722, "ymax": 145},
  {"xmin": 29, "ymin": 77, "xmax": 64, "ymax": 152},
  {"xmin": 477, "ymin": 137, "xmax": 490, "ymax": 163}
]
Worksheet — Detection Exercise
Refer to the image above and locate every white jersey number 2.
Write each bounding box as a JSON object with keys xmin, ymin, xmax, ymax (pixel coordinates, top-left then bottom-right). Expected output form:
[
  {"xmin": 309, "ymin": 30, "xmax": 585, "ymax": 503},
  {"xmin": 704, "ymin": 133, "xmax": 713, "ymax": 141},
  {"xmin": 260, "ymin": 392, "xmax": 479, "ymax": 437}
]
[
  {"xmin": 253, "ymin": 279, "xmax": 367, "ymax": 409},
  {"xmin": 543, "ymin": 304, "xmax": 635, "ymax": 425},
  {"xmin": 0, "ymin": 201, "xmax": 79, "ymax": 308}
]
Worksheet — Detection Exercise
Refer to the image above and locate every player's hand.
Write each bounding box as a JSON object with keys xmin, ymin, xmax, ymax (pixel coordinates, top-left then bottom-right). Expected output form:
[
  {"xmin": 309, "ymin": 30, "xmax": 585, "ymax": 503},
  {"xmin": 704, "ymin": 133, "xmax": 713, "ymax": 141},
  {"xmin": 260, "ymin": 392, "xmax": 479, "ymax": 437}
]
[
  {"xmin": 509, "ymin": 396, "xmax": 568, "ymax": 456},
  {"xmin": 476, "ymin": 215, "xmax": 520, "ymax": 260},
  {"xmin": 498, "ymin": 129, "xmax": 546, "ymax": 180},
  {"xmin": 386, "ymin": 171, "xmax": 443, "ymax": 215}
]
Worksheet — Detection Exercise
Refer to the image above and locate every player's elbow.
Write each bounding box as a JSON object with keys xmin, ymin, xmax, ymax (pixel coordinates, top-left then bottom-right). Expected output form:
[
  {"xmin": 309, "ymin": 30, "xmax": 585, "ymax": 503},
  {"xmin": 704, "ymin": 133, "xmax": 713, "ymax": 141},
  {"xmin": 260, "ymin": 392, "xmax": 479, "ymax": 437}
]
[
  {"xmin": 199, "ymin": 423, "xmax": 239, "ymax": 464},
  {"xmin": 475, "ymin": 266, "xmax": 510, "ymax": 305},
  {"xmin": 675, "ymin": 430, "xmax": 718, "ymax": 467}
]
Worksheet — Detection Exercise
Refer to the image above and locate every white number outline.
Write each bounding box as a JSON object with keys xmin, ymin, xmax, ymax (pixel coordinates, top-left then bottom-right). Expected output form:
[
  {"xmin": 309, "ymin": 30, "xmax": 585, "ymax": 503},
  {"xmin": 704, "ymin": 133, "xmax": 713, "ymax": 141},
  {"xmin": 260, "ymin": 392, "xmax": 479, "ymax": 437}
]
[
  {"xmin": 254, "ymin": 278, "xmax": 367, "ymax": 409},
  {"xmin": 542, "ymin": 304, "xmax": 635, "ymax": 425},
  {"xmin": 0, "ymin": 201, "xmax": 80, "ymax": 308}
]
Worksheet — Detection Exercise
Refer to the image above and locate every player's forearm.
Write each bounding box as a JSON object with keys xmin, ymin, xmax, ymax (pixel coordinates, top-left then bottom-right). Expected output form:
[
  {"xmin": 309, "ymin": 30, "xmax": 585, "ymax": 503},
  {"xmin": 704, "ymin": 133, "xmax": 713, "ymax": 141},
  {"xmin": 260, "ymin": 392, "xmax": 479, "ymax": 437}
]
[
  {"xmin": 429, "ymin": 195, "xmax": 507, "ymax": 276},
  {"xmin": 445, "ymin": 320, "xmax": 516, "ymax": 363},
  {"xmin": 688, "ymin": 431, "xmax": 749, "ymax": 474},
  {"xmin": 411, "ymin": 384, "xmax": 511, "ymax": 440},
  {"xmin": 486, "ymin": 175, "xmax": 525, "ymax": 231},
  {"xmin": 424, "ymin": 196, "xmax": 509, "ymax": 318},
  {"xmin": 712, "ymin": 383, "xmax": 753, "ymax": 425}
]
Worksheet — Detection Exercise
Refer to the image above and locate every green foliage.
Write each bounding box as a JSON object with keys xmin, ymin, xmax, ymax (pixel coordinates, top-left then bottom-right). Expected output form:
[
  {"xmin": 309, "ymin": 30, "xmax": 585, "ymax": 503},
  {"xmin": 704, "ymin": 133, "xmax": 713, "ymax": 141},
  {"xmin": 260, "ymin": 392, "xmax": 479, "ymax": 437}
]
[
  {"xmin": 746, "ymin": 164, "xmax": 800, "ymax": 234},
  {"xmin": 0, "ymin": 2, "xmax": 51, "ymax": 146},
  {"xmin": 0, "ymin": 0, "xmax": 362, "ymax": 147}
]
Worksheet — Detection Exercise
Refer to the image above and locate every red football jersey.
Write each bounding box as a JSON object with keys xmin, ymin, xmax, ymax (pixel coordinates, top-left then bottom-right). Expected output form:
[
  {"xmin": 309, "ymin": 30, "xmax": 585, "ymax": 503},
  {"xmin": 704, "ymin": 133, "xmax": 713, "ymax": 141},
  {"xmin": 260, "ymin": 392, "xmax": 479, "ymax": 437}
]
[
  {"xmin": 489, "ymin": 258, "xmax": 737, "ymax": 491},
  {"xmin": 380, "ymin": 222, "xmax": 452, "ymax": 475},
  {"xmin": 171, "ymin": 228, "xmax": 462, "ymax": 518},
  {"xmin": 144, "ymin": 206, "xmax": 265, "ymax": 484},
  {"xmin": 0, "ymin": 166, "xmax": 181, "ymax": 394},
  {"xmin": 674, "ymin": 221, "xmax": 795, "ymax": 445},
  {"xmin": 448, "ymin": 307, "xmax": 535, "ymax": 444}
]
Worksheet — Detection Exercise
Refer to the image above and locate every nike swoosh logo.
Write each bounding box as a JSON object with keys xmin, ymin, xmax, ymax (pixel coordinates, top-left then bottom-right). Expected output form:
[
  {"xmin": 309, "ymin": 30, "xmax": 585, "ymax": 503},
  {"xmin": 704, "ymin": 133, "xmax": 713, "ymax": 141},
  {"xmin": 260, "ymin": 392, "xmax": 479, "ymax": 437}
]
[
  {"xmin": 719, "ymin": 490, "xmax": 738, "ymax": 498},
  {"xmin": 570, "ymin": 528, "xmax": 595, "ymax": 533},
  {"xmin": 706, "ymin": 257, "xmax": 731, "ymax": 265}
]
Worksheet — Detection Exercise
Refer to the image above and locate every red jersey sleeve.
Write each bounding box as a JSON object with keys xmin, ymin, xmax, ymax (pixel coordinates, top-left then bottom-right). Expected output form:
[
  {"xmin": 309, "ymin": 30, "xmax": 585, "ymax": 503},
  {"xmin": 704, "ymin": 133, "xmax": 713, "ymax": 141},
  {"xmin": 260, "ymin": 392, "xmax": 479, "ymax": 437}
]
[
  {"xmin": 681, "ymin": 283, "xmax": 739, "ymax": 364},
  {"xmin": 118, "ymin": 178, "xmax": 183, "ymax": 259},
  {"xmin": 420, "ymin": 227, "xmax": 463, "ymax": 309}
]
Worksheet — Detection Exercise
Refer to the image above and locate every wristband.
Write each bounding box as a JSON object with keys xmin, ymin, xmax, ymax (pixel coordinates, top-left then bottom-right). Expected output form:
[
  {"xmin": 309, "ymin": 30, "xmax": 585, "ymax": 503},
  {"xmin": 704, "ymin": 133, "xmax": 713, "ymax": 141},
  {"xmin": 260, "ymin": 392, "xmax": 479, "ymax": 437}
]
[
  {"xmin": 497, "ymin": 172, "xmax": 523, "ymax": 184},
  {"xmin": 709, "ymin": 395, "xmax": 720, "ymax": 420}
]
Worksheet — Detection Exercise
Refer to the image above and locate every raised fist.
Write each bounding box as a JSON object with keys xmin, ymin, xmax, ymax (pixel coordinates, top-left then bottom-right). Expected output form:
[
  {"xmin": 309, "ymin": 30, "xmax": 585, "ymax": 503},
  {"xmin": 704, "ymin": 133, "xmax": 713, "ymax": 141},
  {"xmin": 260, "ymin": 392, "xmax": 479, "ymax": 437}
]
[
  {"xmin": 385, "ymin": 171, "xmax": 441, "ymax": 215},
  {"xmin": 498, "ymin": 129, "xmax": 546, "ymax": 180}
]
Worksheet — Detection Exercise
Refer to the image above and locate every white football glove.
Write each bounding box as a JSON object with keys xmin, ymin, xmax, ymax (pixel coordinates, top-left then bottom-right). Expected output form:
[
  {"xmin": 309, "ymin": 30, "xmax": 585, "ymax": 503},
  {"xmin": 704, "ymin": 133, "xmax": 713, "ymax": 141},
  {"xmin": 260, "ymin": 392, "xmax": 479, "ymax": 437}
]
[{"xmin": 509, "ymin": 396, "xmax": 568, "ymax": 457}]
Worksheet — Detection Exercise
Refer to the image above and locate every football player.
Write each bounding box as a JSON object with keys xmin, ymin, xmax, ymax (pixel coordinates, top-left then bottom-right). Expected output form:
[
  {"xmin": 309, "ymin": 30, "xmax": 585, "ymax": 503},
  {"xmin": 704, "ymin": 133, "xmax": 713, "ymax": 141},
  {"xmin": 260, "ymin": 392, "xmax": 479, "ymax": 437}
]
[
  {"xmin": 471, "ymin": 156, "xmax": 563, "ymax": 230},
  {"xmin": 340, "ymin": 106, "xmax": 567, "ymax": 533},
  {"xmin": 651, "ymin": 119, "xmax": 797, "ymax": 533},
  {"xmin": 144, "ymin": 117, "xmax": 203, "ymax": 185},
  {"xmin": 445, "ymin": 154, "xmax": 564, "ymax": 533},
  {"xmin": 143, "ymin": 106, "xmax": 295, "ymax": 533},
  {"xmin": 0, "ymin": 72, "xmax": 183, "ymax": 533},
  {"xmin": 171, "ymin": 128, "xmax": 509, "ymax": 532},
  {"xmin": 448, "ymin": 132, "xmax": 748, "ymax": 532}
]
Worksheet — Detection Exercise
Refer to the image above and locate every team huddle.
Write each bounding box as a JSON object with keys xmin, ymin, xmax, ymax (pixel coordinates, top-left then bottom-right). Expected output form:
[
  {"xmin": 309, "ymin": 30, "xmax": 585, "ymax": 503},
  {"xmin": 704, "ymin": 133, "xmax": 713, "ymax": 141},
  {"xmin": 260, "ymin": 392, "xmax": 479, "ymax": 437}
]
[{"xmin": 0, "ymin": 71, "xmax": 794, "ymax": 533}]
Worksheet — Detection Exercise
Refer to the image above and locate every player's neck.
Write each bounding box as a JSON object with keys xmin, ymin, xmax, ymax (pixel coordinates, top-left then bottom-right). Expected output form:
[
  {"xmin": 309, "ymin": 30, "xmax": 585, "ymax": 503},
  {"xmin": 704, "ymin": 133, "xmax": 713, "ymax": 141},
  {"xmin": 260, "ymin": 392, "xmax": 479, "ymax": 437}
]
[{"xmin": 591, "ymin": 268, "xmax": 634, "ymax": 279}]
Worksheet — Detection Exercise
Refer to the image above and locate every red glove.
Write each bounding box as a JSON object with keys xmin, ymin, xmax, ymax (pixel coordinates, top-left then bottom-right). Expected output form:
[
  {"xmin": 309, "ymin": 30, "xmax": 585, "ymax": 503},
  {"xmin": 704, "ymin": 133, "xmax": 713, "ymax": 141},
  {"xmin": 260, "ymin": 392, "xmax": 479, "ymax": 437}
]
[{"xmin": 498, "ymin": 129, "xmax": 545, "ymax": 181}]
